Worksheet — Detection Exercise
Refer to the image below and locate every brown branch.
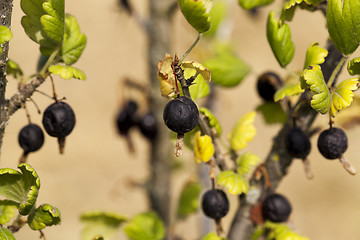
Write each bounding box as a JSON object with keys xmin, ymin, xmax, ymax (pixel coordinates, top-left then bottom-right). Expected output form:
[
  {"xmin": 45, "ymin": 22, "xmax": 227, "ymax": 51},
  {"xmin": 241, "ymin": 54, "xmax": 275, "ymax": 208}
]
[{"xmin": 227, "ymin": 41, "xmax": 344, "ymax": 240}]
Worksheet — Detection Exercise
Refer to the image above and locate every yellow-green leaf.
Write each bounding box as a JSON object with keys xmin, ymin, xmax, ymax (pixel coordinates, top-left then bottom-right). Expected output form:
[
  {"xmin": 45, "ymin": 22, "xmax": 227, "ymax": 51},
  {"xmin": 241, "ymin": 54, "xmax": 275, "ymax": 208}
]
[
  {"xmin": 281, "ymin": 0, "xmax": 302, "ymax": 21},
  {"xmin": 49, "ymin": 65, "xmax": 86, "ymax": 80},
  {"xmin": 182, "ymin": 62, "xmax": 211, "ymax": 99},
  {"xmin": 182, "ymin": 61, "xmax": 211, "ymax": 82},
  {"xmin": 301, "ymin": 65, "xmax": 331, "ymax": 114},
  {"xmin": 348, "ymin": 57, "xmax": 360, "ymax": 76},
  {"xmin": 304, "ymin": 42, "xmax": 328, "ymax": 69},
  {"xmin": 194, "ymin": 131, "xmax": 214, "ymax": 164},
  {"xmin": 201, "ymin": 232, "xmax": 227, "ymax": 240},
  {"xmin": 217, "ymin": 171, "xmax": 249, "ymax": 195},
  {"xmin": 199, "ymin": 107, "xmax": 222, "ymax": 136},
  {"xmin": 238, "ymin": 0, "xmax": 274, "ymax": 10},
  {"xmin": 0, "ymin": 26, "xmax": 12, "ymax": 54},
  {"xmin": 265, "ymin": 222, "xmax": 310, "ymax": 240},
  {"xmin": 330, "ymin": 78, "xmax": 359, "ymax": 117},
  {"xmin": 274, "ymin": 83, "xmax": 304, "ymax": 102},
  {"xmin": 177, "ymin": 181, "xmax": 201, "ymax": 219},
  {"xmin": 236, "ymin": 152, "xmax": 259, "ymax": 175},
  {"xmin": 178, "ymin": 0, "xmax": 212, "ymax": 33},
  {"xmin": 228, "ymin": 111, "xmax": 256, "ymax": 151}
]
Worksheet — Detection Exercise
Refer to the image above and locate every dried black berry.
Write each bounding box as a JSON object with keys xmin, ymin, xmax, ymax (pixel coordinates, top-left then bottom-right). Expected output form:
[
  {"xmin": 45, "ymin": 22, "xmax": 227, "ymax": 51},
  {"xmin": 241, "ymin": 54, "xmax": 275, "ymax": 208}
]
[
  {"xmin": 262, "ymin": 193, "xmax": 292, "ymax": 223},
  {"xmin": 116, "ymin": 100, "xmax": 138, "ymax": 136},
  {"xmin": 139, "ymin": 112, "xmax": 157, "ymax": 140},
  {"xmin": 202, "ymin": 189, "xmax": 229, "ymax": 220},
  {"xmin": 318, "ymin": 127, "xmax": 348, "ymax": 160},
  {"xmin": 163, "ymin": 96, "xmax": 199, "ymax": 134},
  {"xmin": 19, "ymin": 124, "xmax": 44, "ymax": 153},
  {"xmin": 256, "ymin": 72, "xmax": 282, "ymax": 102},
  {"xmin": 285, "ymin": 128, "xmax": 311, "ymax": 159},
  {"xmin": 42, "ymin": 101, "xmax": 76, "ymax": 154}
]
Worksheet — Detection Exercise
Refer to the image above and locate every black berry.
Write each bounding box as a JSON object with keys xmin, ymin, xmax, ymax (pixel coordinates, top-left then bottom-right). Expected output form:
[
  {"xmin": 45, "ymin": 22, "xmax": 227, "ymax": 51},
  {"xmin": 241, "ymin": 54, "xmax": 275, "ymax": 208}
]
[
  {"xmin": 202, "ymin": 189, "xmax": 229, "ymax": 220},
  {"xmin": 256, "ymin": 72, "xmax": 282, "ymax": 102},
  {"xmin": 285, "ymin": 128, "xmax": 311, "ymax": 159},
  {"xmin": 318, "ymin": 127, "xmax": 348, "ymax": 160},
  {"xmin": 139, "ymin": 112, "xmax": 158, "ymax": 139},
  {"xmin": 163, "ymin": 96, "xmax": 199, "ymax": 134},
  {"xmin": 262, "ymin": 193, "xmax": 292, "ymax": 223},
  {"xmin": 116, "ymin": 100, "xmax": 138, "ymax": 136},
  {"xmin": 18, "ymin": 124, "xmax": 44, "ymax": 153}
]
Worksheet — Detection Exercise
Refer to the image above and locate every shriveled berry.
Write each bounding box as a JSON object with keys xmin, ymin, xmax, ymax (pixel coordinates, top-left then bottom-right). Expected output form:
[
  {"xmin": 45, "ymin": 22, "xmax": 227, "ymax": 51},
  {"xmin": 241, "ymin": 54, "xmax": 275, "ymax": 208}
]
[
  {"xmin": 116, "ymin": 100, "xmax": 138, "ymax": 136},
  {"xmin": 163, "ymin": 96, "xmax": 199, "ymax": 134},
  {"xmin": 256, "ymin": 72, "xmax": 282, "ymax": 102},
  {"xmin": 202, "ymin": 189, "xmax": 229, "ymax": 220},
  {"xmin": 318, "ymin": 127, "xmax": 348, "ymax": 160},
  {"xmin": 262, "ymin": 193, "xmax": 292, "ymax": 223},
  {"xmin": 42, "ymin": 102, "xmax": 76, "ymax": 138},
  {"xmin": 18, "ymin": 124, "xmax": 44, "ymax": 153},
  {"xmin": 285, "ymin": 128, "xmax": 311, "ymax": 159},
  {"xmin": 139, "ymin": 112, "xmax": 157, "ymax": 139}
]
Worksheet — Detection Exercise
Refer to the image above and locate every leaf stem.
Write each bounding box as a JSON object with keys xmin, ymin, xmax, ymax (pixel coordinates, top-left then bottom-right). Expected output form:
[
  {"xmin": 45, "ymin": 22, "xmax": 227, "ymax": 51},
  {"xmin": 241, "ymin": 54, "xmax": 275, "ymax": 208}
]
[
  {"xmin": 327, "ymin": 56, "xmax": 348, "ymax": 87},
  {"xmin": 39, "ymin": 48, "xmax": 60, "ymax": 77},
  {"xmin": 180, "ymin": 33, "xmax": 202, "ymax": 63}
]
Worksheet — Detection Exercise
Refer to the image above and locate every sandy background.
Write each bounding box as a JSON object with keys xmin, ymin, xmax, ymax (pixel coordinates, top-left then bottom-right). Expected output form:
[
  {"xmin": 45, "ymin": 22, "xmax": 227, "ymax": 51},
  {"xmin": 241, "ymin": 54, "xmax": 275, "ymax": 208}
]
[{"xmin": 2, "ymin": 0, "xmax": 360, "ymax": 239}]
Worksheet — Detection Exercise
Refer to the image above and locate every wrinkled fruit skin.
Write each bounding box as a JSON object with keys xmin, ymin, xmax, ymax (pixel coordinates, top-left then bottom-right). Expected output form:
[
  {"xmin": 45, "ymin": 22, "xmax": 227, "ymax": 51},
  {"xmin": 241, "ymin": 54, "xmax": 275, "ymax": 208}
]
[
  {"xmin": 18, "ymin": 124, "xmax": 44, "ymax": 153},
  {"xmin": 262, "ymin": 193, "xmax": 292, "ymax": 223},
  {"xmin": 285, "ymin": 128, "xmax": 311, "ymax": 159},
  {"xmin": 202, "ymin": 189, "xmax": 229, "ymax": 220},
  {"xmin": 42, "ymin": 102, "xmax": 76, "ymax": 138},
  {"xmin": 139, "ymin": 112, "xmax": 157, "ymax": 139},
  {"xmin": 318, "ymin": 127, "xmax": 348, "ymax": 160},
  {"xmin": 163, "ymin": 96, "xmax": 199, "ymax": 134},
  {"xmin": 116, "ymin": 100, "xmax": 138, "ymax": 135},
  {"xmin": 256, "ymin": 72, "xmax": 282, "ymax": 102}
]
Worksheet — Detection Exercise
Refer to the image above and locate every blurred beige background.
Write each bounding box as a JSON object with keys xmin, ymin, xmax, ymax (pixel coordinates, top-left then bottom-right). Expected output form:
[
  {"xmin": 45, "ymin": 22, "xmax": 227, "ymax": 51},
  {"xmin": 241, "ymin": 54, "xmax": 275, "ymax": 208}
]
[{"xmin": 3, "ymin": 0, "xmax": 360, "ymax": 239}]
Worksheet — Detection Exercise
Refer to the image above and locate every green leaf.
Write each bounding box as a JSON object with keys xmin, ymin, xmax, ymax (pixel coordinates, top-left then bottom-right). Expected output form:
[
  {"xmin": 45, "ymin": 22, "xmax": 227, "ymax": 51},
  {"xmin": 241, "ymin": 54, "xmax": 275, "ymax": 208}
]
[
  {"xmin": 178, "ymin": 0, "xmax": 212, "ymax": 33},
  {"xmin": 177, "ymin": 181, "xmax": 201, "ymax": 219},
  {"xmin": 0, "ymin": 227, "xmax": 16, "ymax": 240},
  {"xmin": 49, "ymin": 64, "xmax": 86, "ymax": 80},
  {"xmin": 228, "ymin": 111, "xmax": 256, "ymax": 151},
  {"xmin": 256, "ymin": 102, "xmax": 287, "ymax": 124},
  {"xmin": 238, "ymin": 0, "xmax": 274, "ymax": 10},
  {"xmin": 0, "ymin": 26, "xmax": 12, "ymax": 54},
  {"xmin": 304, "ymin": 42, "xmax": 328, "ymax": 69},
  {"xmin": 6, "ymin": 60, "xmax": 23, "ymax": 79},
  {"xmin": 183, "ymin": 66, "xmax": 210, "ymax": 99},
  {"xmin": 327, "ymin": 0, "xmax": 360, "ymax": 55},
  {"xmin": 217, "ymin": 171, "xmax": 249, "ymax": 195},
  {"xmin": 61, "ymin": 14, "xmax": 87, "ymax": 65},
  {"xmin": 0, "ymin": 164, "xmax": 40, "ymax": 215},
  {"xmin": 347, "ymin": 57, "xmax": 360, "ymax": 75},
  {"xmin": 0, "ymin": 201, "xmax": 17, "ymax": 225},
  {"xmin": 281, "ymin": 0, "xmax": 302, "ymax": 21},
  {"xmin": 301, "ymin": 65, "xmax": 331, "ymax": 114},
  {"xmin": 274, "ymin": 83, "xmax": 304, "ymax": 102},
  {"xmin": 266, "ymin": 11, "xmax": 295, "ymax": 68},
  {"xmin": 80, "ymin": 211, "xmax": 127, "ymax": 240},
  {"xmin": 203, "ymin": 48, "xmax": 250, "ymax": 87},
  {"xmin": 204, "ymin": 0, "xmax": 226, "ymax": 37},
  {"xmin": 21, "ymin": 0, "xmax": 64, "ymax": 55},
  {"xmin": 124, "ymin": 212, "xmax": 165, "ymax": 240},
  {"xmin": 199, "ymin": 107, "xmax": 222, "ymax": 136},
  {"xmin": 330, "ymin": 78, "xmax": 359, "ymax": 117},
  {"xmin": 236, "ymin": 152, "xmax": 259, "ymax": 175},
  {"xmin": 201, "ymin": 232, "xmax": 227, "ymax": 240},
  {"xmin": 28, "ymin": 204, "xmax": 61, "ymax": 230}
]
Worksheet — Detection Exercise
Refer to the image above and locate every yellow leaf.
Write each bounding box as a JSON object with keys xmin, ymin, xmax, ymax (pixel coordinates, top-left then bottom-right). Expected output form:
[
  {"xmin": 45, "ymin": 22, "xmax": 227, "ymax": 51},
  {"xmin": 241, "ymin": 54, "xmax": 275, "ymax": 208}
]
[
  {"xmin": 217, "ymin": 171, "xmax": 249, "ymax": 195},
  {"xmin": 330, "ymin": 78, "xmax": 359, "ymax": 117},
  {"xmin": 157, "ymin": 54, "xmax": 176, "ymax": 98},
  {"xmin": 181, "ymin": 61, "xmax": 211, "ymax": 82},
  {"xmin": 194, "ymin": 131, "xmax": 214, "ymax": 164},
  {"xmin": 274, "ymin": 83, "xmax": 304, "ymax": 102},
  {"xmin": 228, "ymin": 111, "xmax": 256, "ymax": 151}
]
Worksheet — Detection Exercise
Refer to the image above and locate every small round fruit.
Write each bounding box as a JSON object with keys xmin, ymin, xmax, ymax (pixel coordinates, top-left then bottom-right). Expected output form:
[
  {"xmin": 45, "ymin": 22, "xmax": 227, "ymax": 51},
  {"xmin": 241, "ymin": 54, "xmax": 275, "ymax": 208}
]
[
  {"xmin": 262, "ymin": 193, "xmax": 292, "ymax": 223},
  {"xmin": 42, "ymin": 102, "xmax": 76, "ymax": 138},
  {"xmin": 163, "ymin": 96, "xmax": 199, "ymax": 134},
  {"xmin": 18, "ymin": 124, "xmax": 44, "ymax": 153},
  {"xmin": 256, "ymin": 72, "xmax": 282, "ymax": 102},
  {"xmin": 139, "ymin": 112, "xmax": 157, "ymax": 139},
  {"xmin": 318, "ymin": 127, "xmax": 348, "ymax": 159},
  {"xmin": 202, "ymin": 189, "xmax": 229, "ymax": 220},
  {"xmin": 116, "ymin": 100, "xmax": 138, "ymax": 136},
  {"xmin": 285, "ymin": 128, "xmax": 311, "ymax": 159}
]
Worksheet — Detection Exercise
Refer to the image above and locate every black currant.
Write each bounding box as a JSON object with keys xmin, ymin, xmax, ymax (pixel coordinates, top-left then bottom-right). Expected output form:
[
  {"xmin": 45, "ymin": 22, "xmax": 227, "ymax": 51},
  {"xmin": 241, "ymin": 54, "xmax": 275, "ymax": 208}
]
[
  {"xmin": 318, "ymin": 127, "xmax": 348, "ymax": 160},
  {"xmin": 256, "ymin": 72, "xmax": 282, "ymax": 102},
  {"xmin": 18, "ymin": 124, "xmax": 45, "ymax": 163},
  {"xmin": 262, "ymin": 193, "xmax": 292, "ymax": 223},
  {"xmin": 116, "ymin": 100, "xmax": 138, "ymax": 136},
  {"xmin": 138, "ymin": 112, "xmax": 157, "ymax": 139},
  {"xmin": 202, "ymin": 189, "xmax": 229, "ymax": 220},
  {"xmin": 42, "ymin": 101, "xmax": 76, "ymax": 154},
  {"xmin": 285, "ymin": 128, "xmax": 311, "ymax": 159},
  {"xmin": 163, "ymin": 96, "xmax": 199, "ymax": 134}
]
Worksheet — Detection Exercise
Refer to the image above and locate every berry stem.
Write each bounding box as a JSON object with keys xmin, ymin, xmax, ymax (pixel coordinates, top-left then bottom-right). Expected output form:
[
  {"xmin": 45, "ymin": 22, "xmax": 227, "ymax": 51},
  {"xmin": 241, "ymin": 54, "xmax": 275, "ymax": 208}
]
[
  {"xmin": 339, "ymin": 156, "xmax": 357, "ymax": 175},
  {"xmin": 175, "ymin": 133, "xmax": 184, "ymax": 157},
  {"xmin": 302, "ymin": 158, "xmax": 314, "ymax": 180},
  {"xmin": 49, "ymin": 75, "xmax": 58, "ymax": 101}
]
